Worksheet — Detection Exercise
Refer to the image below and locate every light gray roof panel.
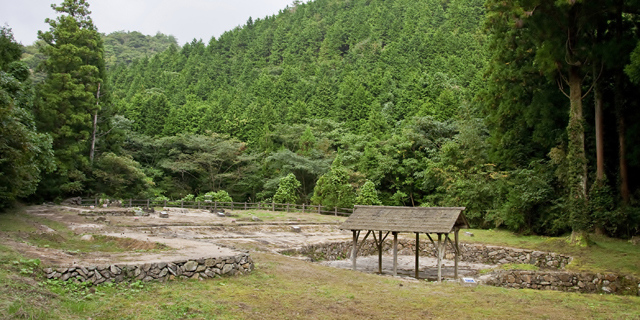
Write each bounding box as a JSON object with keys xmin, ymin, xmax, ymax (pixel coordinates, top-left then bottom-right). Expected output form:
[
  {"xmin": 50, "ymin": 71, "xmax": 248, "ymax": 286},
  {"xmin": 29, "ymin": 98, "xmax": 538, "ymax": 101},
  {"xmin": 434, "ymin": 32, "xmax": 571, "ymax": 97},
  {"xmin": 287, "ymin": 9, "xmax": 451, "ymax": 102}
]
[{"xmin": 340, "ymin": 206, "xmax": 468, "ymax": 233}]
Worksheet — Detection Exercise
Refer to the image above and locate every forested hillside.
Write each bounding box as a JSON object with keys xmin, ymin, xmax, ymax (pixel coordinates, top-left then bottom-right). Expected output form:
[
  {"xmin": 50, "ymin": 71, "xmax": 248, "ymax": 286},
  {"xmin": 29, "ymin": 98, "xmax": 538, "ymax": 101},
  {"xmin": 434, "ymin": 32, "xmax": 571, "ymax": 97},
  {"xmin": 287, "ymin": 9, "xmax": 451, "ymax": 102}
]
[
  {"xmin": 110, "ymin": 0, "xmax": 486, "ymax": 139},
  {"xmin": 3, "ymin": 0, "xmax": 640, "ymax": 238},
  {"xmin": 21, "ymin": 30, "xmax": 178, "ymax": 75}
]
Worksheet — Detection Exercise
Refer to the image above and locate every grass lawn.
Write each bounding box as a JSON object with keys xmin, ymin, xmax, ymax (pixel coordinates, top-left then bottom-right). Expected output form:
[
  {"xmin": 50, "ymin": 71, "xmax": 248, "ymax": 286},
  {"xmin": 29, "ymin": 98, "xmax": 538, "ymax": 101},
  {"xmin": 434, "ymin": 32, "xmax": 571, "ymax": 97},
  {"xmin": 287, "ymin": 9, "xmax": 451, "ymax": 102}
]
[
  {"xmin": 1, "ymin": 206, "xmax": 639, "ymax": 319},
  {"xmin": 1, "ymin": 249, "xmax": 639, "ymax": 319},
  {"xmin": 231, "ymin": 208, "xmax": 346, "ymax": 224},
  {"xmin": 455, "ymin": 229, "xmax": 640, "ymax": 276}
]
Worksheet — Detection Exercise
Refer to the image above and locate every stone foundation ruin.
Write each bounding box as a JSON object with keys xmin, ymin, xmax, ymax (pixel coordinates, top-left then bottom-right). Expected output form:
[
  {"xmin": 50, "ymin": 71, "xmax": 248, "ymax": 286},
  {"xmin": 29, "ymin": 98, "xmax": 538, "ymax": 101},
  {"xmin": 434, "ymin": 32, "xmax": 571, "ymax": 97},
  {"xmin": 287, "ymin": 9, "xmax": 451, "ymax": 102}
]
[{"xmin": 43, "ymin": 253, "xmax": 254, "ymax": 284}]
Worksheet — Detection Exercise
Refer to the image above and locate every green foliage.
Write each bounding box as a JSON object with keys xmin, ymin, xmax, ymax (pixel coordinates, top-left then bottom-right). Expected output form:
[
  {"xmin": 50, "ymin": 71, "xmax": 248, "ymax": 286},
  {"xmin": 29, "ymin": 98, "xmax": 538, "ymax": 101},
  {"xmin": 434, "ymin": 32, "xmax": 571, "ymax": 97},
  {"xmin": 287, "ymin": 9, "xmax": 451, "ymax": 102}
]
[
  {"xmin": 92, "ymin": 152, "xmax": 151, "ymax": 199},
  {"xmin": 0, "ymin": 27, "xmax": 22, "ymax": 71},
  {"xmin": 311, "ymin": 154, "xmax": 355, "ymax": 209},
  {"xmin": 180, "ymin": 194, "xmax": 195, "ymax": 202},
  {"xmin": 108, "ymin": 0, "xmax": 488, "ymax": 140},
  {"xmin": 355, "ymin": 180, "xmax": 382, "ymax": 206},
  {"xmin": 102, "ymin": 31, "xmax": 177, "ymax": 69},
  {"xmin": 34, "ymin": 0, "xmax": 107, "ymax": 199},
  {"xmin": 209, "ymin": 190, "xmax": 233, "ymax": 203},
  {"xmin": 11, "ymin": 258, "xmax": 40, "ymax": 276},
  {"xmin": 0, "ymin": 26, "xmax": 55, "ymax": 208},
  {"xmin": 273, "ymin": 173, "xmax": 301, "ymax": 204}
]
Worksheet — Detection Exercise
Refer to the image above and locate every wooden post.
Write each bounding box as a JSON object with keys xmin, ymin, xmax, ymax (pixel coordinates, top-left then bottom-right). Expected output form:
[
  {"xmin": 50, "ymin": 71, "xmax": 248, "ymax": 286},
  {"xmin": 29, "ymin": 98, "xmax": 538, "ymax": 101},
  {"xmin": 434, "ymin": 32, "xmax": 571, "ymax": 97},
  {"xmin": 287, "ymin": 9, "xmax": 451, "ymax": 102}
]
[
  {"xmin": 272, "ymin": 202, "xmax": 275, "ymax": 212},
  {"xmin": 437, "ymin": 233, "xmax": 443, "ymax": 282},
  {"xmin": 318, "ymin": 205, "xmax": 321, "ymax": 214},
  {"xmin": 180, "ymin": 200, "xmax": 183, "ymax": 208},
  {"xmin": 231, "ymin": 202, "xmax": 234, "ymax": 211},
  {"xmin": 163, "ymin": 200, "xmax": 166, "ymax": 207},
  {"xmin": 302, "ymin": 203, "xmax": 305, "ymax": 213},
  {"xmin": 378, "ymin": 231, "xmax": 383, "ymax": 274},
  {"xmin": 214, "ymin": 201, "xmax": 217, "ymax": 211},
  {"xmin": 352, "ymin": 230, "xmax": 358, "ymax": 271},
  {"xmin": 129, "ymin": 199, "xmax": 132, "ymax": 207},
  {"xmin": 287, "ymin": 203, "xmax": 290, "ymax": 212},
  {"xmin": 454, "ymin": 228, "xmax": 459, "ymax": 280},
  {"xmin": 244, "ymin": 202, "xmax": 247, "ymax": 210},
  {"xmin": 198, "ymin": 201, "xmax": 200, "ymax": 209},
  {"xmin": 415, "ymin": 233, "xmax": 420, "ymax": 279},
  {"xmin": 94, "ymin": 198, "xmax": 98, "ymax": 206},
  {"xmin": 393, "ymin": 232, "xmax": 398, "ymax": 276},
  {"xmin": 334, "ymin": 207, "xmax": 337, "ymax": 216},
  {"xmin": 147, "ymin": 199, "xmax": 150, "ymax": 209}
]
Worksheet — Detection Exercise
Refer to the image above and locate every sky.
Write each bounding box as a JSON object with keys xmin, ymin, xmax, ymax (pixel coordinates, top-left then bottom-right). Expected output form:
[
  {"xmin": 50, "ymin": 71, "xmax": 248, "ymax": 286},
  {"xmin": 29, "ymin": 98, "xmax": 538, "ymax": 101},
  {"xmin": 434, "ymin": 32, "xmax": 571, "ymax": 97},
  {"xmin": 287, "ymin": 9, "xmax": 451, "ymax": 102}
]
[{"xmin": 0, "ymin": 0, "xmax": 295, "ymax": 45}]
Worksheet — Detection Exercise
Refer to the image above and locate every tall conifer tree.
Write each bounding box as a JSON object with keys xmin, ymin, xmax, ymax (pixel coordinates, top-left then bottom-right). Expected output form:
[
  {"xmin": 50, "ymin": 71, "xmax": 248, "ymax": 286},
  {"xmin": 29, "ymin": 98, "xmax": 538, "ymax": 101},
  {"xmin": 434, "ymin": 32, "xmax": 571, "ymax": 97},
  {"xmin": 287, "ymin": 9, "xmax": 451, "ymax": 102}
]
[{"xmin": 35, "ymin": 0, "xmax": 106, "ymax": 197}]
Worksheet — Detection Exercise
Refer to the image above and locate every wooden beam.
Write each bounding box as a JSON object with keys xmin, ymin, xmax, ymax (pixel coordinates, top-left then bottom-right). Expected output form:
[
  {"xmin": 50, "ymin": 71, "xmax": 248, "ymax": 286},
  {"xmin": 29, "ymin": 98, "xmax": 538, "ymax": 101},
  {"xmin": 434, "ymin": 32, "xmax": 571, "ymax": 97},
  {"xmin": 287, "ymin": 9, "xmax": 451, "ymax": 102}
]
[
  {"xmin": 437, "ymin": 233, "xmax": 443, "ymax": 282},
  {"xmin": 378, "ymin": 231, "xmax": 383, "ymax": 274},
  {"xmin": 415, "ymin": 233, "xmax": 420, "ymax": 279},
  {"xmin": 454, "ymin": 228, "xmax": 460, "ymax": 280},
  {"xmin": 393, "ymin": 232, "xmax": 398, "ymax": 276},
  {"xmin": 352, "ymin": 230, "xmax": 358, "ymax": 271}
]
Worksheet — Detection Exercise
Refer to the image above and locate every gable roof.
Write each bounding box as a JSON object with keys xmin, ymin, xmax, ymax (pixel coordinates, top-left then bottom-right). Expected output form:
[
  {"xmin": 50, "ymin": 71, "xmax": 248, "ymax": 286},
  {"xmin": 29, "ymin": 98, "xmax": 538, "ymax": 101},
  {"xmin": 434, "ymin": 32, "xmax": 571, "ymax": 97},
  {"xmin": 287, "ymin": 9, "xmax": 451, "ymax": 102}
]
[{"xmin": 340, "ymin": 206, "xmax": 468, "ymax": 234}]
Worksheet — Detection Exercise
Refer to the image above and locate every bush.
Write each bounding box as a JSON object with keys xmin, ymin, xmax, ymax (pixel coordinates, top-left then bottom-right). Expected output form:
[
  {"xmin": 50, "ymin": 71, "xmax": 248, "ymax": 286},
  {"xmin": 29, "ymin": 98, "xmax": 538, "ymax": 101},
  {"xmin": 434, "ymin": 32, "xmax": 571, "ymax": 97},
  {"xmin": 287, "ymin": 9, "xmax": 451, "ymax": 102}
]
[{"xmin": 273, "ymin": 173, "xmax": 301, "ymax": 204}]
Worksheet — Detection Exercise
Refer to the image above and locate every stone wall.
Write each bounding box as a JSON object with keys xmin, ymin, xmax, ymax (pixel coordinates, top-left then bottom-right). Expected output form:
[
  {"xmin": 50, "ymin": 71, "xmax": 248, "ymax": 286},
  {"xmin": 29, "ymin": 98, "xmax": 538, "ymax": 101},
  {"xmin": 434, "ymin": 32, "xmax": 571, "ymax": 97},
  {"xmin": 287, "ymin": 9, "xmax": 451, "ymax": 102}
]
[
  {"xmin": 483, "ymin": 270, "xmax": 640, "ymax": 296},
  {"xmin": 282, "ymin": 240, "xmax": 572, "ymax": 269},
  {"xmin": 42, "ymin": 253, "xmax": 253, "ymax": 284}
]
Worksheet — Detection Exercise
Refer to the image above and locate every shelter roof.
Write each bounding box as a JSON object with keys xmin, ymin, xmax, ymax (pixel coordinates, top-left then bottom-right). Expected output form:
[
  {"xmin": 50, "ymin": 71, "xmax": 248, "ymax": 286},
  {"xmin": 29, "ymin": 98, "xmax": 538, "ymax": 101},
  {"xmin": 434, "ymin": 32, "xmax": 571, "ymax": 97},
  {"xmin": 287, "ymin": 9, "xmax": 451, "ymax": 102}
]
[{"xmin": 340, "ymin": 206, "xmax": 468, "ymax": 234}]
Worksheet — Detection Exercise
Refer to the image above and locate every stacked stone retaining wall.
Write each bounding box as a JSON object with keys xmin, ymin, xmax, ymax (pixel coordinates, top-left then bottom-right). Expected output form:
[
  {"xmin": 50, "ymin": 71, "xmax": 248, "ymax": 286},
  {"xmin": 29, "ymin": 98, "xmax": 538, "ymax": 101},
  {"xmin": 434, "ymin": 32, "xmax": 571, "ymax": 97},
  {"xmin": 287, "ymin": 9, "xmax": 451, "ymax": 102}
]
[
  {"xmin": 43, "ymin": 253, "xmax": 253, "ymax": 284},
  {"xmin": 282, "ymin": 240, "xmax": 571, "ymax": 269},
  {"xmin": 484, "ymin": 270, "xmax": 640, "ymax": 296}
]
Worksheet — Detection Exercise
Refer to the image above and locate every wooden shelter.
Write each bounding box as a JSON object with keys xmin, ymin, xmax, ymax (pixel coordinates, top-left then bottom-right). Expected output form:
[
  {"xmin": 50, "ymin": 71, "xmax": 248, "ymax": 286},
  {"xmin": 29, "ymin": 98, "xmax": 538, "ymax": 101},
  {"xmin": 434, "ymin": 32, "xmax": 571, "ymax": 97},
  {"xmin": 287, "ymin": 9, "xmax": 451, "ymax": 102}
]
[{"xmin": 340, "ymin": 206, "xmax": 468, "ymax": 281}]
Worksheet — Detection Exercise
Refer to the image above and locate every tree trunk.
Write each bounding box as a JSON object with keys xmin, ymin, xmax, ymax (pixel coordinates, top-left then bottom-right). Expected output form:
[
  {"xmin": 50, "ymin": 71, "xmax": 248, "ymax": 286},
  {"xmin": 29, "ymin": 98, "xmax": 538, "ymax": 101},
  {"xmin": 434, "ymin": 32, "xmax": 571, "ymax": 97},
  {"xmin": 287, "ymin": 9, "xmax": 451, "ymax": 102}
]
[
  {"xmin": 613, "ymin": 4, "xmax": 630, "ymax": 204},
  {"xmin": 617, "ymin": 110, "xmax": 630, "ymax": 203},
  {"xmin": 567, "ymin": 66, "xmax": 588, "ymax": 232},
  {"xmin": 594, "ymin": 74, "xmax": 605, "ymax": 182},
  {"xmin": 90, "ymin": 83, "xmax": 101, "ymax": 163}
]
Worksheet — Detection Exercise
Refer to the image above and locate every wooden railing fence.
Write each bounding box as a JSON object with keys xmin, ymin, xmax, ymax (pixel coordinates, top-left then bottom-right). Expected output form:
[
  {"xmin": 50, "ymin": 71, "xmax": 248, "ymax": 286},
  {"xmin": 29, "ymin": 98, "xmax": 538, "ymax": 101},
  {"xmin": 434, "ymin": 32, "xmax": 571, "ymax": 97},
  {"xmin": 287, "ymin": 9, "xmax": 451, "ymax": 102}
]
[{"xmin": 79, "ymin": 198, "xmax": 354, "ymax": 216}]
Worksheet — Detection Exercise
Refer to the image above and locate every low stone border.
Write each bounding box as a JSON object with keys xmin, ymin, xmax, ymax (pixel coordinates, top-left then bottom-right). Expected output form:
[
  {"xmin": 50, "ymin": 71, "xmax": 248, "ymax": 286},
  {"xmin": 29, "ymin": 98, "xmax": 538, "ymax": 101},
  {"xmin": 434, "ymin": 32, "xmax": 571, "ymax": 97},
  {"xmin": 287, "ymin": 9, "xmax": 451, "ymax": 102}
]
[
  {"xmin": 482, "ymin": 270, "xmax": 640, "ymax": 296},
  {"xmin": 281, "ymin": 240, "xmax": 572, "ymax": 269},
  {"xmin": 42, "ymin": 253, "xmax": 253, "ymax": 284}
]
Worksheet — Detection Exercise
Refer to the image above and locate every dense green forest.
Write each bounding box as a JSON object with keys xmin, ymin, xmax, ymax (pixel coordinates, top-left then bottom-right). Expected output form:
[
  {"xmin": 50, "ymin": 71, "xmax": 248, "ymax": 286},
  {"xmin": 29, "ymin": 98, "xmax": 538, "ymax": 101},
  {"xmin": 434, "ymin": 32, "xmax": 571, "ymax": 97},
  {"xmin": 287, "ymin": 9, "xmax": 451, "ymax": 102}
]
[
  {"xmin": 21, "ymin": 30, "xmax": 178, "ymax": 81},
  {"xmin": 2, "ymin": 0, "xmax": 640, "ymax": 238}
]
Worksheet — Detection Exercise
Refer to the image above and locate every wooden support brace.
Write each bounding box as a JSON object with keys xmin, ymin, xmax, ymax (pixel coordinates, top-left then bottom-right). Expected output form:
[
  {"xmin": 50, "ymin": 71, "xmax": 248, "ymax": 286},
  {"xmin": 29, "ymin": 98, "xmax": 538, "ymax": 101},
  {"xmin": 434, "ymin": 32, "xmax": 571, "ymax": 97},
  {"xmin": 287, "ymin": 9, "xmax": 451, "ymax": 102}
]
[
  {"xmin": 415, "ymin": 233, "xmax": 420, "ymax": 279},
  {"xmin": 352, "ymin": 230, "xmax": 361, "ymax": 271},
  {"xmin": 454, "ymin": 228, "xmax": 460, "ymax": 280},
  {"xmin": 437, "ymin": 233, "xmax": 442, "ymax": 282},
  {"xmin": 393, "ymin": 232, "xmax": 398, "ymax": 276}
]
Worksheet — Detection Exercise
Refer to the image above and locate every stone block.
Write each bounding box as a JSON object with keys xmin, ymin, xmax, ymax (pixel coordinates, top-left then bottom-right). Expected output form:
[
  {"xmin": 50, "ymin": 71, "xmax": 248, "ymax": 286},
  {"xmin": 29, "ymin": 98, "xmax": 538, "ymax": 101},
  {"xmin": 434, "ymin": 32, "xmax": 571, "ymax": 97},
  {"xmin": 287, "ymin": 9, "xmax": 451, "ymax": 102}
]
[
  {"xmin": 184, "ymin": 261, "xmax": 198, "ymax": 272},
  {"xmin": 222, "ymin": 264, "xmax": 234, "ymax": 275},
  {"xmin": 110, "ymin": 265, "xmax": 121, "ymax": 275}
]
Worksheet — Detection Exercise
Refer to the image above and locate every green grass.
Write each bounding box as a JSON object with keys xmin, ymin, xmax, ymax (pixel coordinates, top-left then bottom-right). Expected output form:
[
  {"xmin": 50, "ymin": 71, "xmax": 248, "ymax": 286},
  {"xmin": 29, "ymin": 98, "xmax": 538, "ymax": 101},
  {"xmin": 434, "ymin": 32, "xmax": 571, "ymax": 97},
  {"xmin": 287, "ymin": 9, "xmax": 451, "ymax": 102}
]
[
  {"xmin": 1, "ymin": 251, "xmax": 639, "ymax": 319},
  {"xmin": 232, "ymin": 209, "xmax": 346, "ymax": 224},
  {"xmin": 453, "ymin": 229, "xmax": 640, "ymax": 276},
  {"xmin": 0, "ymin": 206, "xmax": 639, "ymax": 319}
]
